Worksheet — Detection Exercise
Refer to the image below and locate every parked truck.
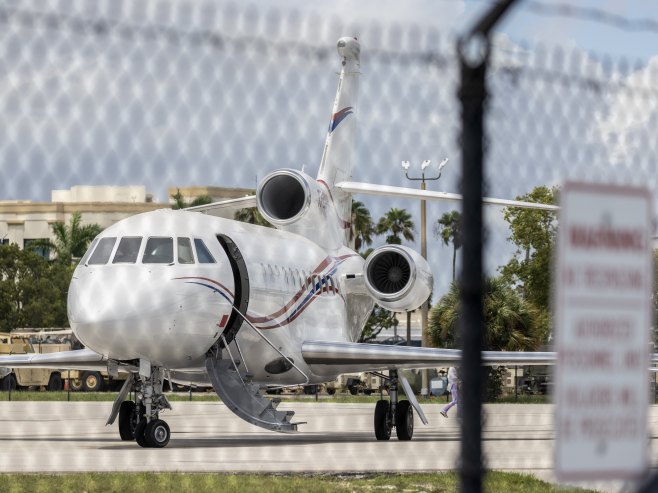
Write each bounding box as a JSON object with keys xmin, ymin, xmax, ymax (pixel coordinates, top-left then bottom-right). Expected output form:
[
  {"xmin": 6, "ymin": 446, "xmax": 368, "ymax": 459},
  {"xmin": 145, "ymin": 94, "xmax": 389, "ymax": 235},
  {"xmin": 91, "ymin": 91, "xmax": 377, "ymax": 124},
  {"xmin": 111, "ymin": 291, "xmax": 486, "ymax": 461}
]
[{"xmin": 0, "ymin": 331, "xmax": 70, "ymax": 391}]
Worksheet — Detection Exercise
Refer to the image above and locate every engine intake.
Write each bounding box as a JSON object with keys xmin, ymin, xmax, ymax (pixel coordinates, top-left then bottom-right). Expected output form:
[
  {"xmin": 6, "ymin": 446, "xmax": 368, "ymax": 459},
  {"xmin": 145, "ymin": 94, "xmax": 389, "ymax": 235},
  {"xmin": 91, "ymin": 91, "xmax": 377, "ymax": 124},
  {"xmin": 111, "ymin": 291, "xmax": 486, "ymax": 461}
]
[
  {"xmin": 364, "ymin": 245, "xmax": 432, "ymax": 311},
  {"xmin": 256, "ymin": 169, "xmax": 345, "ymax": 250},
  {"xmin": 257, "ymin": 170, "xmax": 310, "ymax": 224}
]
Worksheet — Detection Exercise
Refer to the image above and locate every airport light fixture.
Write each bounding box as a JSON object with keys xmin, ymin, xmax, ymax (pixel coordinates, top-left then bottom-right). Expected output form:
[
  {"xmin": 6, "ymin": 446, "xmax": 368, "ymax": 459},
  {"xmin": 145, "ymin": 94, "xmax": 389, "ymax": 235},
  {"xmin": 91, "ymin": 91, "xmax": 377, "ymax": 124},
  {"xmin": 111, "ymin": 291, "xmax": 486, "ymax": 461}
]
[{"xmin": 400, "ymin": 158, "xmax": 449, "ymax": 398}]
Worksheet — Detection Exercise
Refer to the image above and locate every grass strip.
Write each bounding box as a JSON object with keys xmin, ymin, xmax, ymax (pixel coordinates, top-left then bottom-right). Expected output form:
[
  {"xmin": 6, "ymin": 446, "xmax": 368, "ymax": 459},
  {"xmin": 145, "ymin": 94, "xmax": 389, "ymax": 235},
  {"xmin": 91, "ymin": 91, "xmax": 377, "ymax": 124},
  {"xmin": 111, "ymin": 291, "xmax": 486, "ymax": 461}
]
[{"xmin": 0, "ymin": 472, "xmax": 596, "ymax": 493}]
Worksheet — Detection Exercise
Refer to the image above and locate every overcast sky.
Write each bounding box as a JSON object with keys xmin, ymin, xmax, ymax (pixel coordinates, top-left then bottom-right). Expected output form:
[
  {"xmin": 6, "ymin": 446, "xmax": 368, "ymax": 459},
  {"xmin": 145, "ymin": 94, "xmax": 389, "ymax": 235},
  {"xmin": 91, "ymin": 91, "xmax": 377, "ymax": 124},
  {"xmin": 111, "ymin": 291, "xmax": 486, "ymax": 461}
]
[{"xmin": 1, "ymin": 0, "xmax": 657, "ymax": 298}]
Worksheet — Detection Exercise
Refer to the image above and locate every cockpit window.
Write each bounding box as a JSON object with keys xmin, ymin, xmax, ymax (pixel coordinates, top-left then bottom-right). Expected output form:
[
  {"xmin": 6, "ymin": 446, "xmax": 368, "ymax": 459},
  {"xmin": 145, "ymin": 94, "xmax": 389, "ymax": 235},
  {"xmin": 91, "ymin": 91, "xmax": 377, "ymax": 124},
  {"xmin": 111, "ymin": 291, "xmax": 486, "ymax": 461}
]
[
  {"xmin": 177, "ymin": 237, "xmax": 194, "ymax": 264},
  {"xmin": 113, "ymin": 237, "xmax": 142, "ymax": 264},
  {"xmin": 143, "ymin": 237, "xmax": 173, "ymax": 264},
  {"xmin": 194, "ymin": 239, "xmax": 215, "ymax": 263},
  {"xmin": 88, "ymin": 237, "xmax": 117, "ymax": 265},
  {"xmin": 80, "ymin": 238, "xmax": 98, "ymax": 265}
]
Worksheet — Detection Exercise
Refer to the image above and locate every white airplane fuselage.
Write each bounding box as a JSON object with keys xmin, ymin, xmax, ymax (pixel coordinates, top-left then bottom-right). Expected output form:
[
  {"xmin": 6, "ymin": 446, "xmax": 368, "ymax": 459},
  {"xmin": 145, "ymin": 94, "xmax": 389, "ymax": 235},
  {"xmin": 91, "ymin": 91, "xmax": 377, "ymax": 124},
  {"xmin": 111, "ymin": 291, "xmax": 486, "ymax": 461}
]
[{"xmin": 68, "ymin": 209, "xmax": 373, "ymax": 385}]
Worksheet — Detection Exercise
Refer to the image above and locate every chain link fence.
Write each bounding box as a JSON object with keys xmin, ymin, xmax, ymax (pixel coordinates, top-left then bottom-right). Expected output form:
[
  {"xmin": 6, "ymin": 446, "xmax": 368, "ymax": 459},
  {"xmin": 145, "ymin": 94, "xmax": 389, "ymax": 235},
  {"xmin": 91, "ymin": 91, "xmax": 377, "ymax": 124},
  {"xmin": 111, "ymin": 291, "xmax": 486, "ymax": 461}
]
[{"xmin": 2, "ymin": 0, "xmax": 658, "ymax": 490}]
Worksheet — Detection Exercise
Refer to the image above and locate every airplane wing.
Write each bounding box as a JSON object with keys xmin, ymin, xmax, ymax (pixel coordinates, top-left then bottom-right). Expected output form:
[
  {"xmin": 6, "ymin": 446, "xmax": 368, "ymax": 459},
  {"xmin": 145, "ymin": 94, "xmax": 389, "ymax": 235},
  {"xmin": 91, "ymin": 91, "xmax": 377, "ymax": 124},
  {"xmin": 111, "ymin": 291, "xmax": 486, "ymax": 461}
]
[
  {"xmin": 0, "ymin": 349, "xmax": 136, "ymax": 372},
  {"xmin": 335, "ymin": 181, "xmax": 559, "ymax": 211},
  {"xmin": 302, "ymin": 341, "xmax": 555, "ymax": 374},
  {"xmin": 185, "ymin": 195, "xmax": 258, "ymax": 217}
]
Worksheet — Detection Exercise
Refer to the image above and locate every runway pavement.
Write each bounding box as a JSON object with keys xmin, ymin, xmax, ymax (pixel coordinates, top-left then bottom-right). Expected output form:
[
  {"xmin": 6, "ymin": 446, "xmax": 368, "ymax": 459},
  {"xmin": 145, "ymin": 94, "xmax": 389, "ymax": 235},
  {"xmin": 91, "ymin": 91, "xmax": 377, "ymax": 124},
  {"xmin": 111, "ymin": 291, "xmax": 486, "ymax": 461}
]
[{"xmin": 1, "ymin": 401, "xmax": 657, "ymax": 492}]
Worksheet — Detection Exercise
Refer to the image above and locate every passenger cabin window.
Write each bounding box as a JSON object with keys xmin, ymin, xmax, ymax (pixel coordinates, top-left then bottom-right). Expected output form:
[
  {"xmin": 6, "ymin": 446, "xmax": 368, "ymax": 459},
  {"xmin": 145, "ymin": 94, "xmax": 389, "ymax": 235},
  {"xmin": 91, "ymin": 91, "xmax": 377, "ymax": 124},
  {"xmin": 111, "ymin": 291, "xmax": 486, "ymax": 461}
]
[
  {"xmin": 88, "ymin": 237, "xmax": 117, "ymax": 265},
  {"xmin": 143, "ymin": 237, "xmax": 173, "ymax": 264},
  {"xmin": 194, "ymin": 239, "xmax": 215, "ymax": 263},
  {"xmin": 113, "ymin": 237, "xmax": 142, "ymax": 264},
  {"xmin": 80, "ymin": 238, "xmax": 99, "ymax": 265},
  {"xmin": 177, "ymin": 237, "xmax": 194, "ymax": 264}
]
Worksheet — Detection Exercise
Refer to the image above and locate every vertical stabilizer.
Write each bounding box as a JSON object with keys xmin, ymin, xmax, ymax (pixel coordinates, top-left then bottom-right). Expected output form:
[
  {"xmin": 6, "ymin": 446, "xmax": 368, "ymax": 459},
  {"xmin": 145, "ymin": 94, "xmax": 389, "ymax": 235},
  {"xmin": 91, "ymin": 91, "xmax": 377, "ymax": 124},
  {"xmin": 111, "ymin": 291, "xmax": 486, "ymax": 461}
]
[{"xmin": 317, "ymin": 37, "xmax": 360, "ymax": 245}]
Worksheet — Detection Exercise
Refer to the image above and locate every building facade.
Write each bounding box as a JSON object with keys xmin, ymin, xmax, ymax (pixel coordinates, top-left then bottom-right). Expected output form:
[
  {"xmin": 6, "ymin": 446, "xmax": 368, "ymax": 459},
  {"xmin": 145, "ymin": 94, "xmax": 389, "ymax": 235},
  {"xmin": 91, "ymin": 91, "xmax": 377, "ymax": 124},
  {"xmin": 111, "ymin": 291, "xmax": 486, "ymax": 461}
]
[{"xmin": 0, "ymin": 185, "xmax": 250, "ymax": 258}]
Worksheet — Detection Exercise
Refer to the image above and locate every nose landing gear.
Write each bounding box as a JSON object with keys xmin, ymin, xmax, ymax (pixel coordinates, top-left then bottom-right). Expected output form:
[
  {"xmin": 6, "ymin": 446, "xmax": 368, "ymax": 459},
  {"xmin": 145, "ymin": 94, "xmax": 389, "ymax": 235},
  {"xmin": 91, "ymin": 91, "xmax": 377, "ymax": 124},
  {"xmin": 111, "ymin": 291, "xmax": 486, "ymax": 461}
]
[{"xmin": 110, "ymin": 366, "xmax": 172, "ymax": 447}]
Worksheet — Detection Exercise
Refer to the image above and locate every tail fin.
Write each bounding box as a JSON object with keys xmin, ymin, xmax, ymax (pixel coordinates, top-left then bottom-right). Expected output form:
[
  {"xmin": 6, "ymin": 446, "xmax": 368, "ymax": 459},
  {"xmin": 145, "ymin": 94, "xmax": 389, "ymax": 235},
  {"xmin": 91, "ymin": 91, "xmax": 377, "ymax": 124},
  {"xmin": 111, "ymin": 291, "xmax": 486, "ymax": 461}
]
[{"xmin": 317, "ymin": 37, "xmax": 360, "ymax": 244}]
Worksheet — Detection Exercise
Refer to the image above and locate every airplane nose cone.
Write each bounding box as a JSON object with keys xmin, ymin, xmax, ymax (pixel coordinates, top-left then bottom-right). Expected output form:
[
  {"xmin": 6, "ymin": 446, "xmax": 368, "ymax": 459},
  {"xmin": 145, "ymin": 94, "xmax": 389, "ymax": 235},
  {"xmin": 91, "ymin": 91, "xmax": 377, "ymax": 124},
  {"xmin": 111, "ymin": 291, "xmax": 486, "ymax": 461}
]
[{"xmin": 67, "ymin": 265, "xmax": 231, "ymax": 365}]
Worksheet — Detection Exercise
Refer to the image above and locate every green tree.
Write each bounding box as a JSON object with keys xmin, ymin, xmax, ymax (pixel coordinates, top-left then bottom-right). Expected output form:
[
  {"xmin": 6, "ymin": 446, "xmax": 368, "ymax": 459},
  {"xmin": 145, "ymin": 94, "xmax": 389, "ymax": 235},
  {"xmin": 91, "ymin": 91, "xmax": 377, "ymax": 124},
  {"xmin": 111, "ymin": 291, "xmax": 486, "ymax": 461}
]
[
  {"xmin": 359, "ymin": 305, "xmax": 399, "ymax": 343},
  {"xmin": 376, "ymin": 208, "xmax": 415, "ymax": 245},
  {"xmin": 28, "ymin": 212, "xmax": 102, "ymax": 265},
  {"xmin": 350, "ymin": 200, "xmax": 375, "ymax": 252},
  {"xmin": 499, "ymin": 186, "xmax": 558, "ymax": 312},
  {"xmin": 0, "ymin": 245, "xmax": 72, "ymax": 330},
  {"xmin": 428, "ymin": 278, "xmax": 546, "ymax": 351},
  {"xmin": 234, "ymin": 208, "xmax": 272, "ymax": 227},
  {"xmin": 170, "ymin": 189, "xmax": 213, "ymax": 210},
  {"xmin": 434, "ymin": 210, "xmax": 462, "ymax": 282}
]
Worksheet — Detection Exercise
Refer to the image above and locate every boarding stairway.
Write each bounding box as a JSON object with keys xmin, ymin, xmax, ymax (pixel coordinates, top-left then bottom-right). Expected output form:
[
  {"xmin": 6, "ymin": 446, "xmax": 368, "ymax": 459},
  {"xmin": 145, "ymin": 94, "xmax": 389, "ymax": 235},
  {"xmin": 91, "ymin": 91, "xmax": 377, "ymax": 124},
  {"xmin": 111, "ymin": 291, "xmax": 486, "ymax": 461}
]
[{"xmin": 206, "ymin": 351, "xmax": 299, "ymax": 433}]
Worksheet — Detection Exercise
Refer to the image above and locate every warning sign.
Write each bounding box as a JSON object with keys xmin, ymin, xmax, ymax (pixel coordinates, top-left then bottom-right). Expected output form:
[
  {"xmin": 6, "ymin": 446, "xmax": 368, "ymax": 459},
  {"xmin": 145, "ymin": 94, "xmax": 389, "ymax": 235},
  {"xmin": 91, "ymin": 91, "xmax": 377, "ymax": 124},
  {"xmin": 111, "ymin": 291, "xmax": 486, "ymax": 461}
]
[{"xmin": 555, "ymin": 182, "xmax": 653, "ymax": 481}]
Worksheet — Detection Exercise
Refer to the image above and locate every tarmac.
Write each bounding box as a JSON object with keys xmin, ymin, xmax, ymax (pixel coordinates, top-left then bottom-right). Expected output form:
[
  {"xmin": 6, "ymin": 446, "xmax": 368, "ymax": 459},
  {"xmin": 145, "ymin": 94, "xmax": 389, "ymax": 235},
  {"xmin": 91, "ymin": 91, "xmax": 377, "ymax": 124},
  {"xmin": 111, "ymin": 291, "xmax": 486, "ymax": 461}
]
[{"xmin": 1, "ymin": 401, "xmax": 656, "ymax": 493}]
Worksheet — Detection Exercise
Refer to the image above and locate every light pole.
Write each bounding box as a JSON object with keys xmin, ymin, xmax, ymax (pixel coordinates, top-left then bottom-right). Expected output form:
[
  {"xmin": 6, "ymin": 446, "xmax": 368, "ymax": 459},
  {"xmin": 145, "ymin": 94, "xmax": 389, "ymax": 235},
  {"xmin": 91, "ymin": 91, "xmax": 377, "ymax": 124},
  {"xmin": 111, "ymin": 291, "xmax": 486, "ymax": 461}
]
[{"xmin": 401, "ymin": 158, "xmax": 449, "ymax": 397}]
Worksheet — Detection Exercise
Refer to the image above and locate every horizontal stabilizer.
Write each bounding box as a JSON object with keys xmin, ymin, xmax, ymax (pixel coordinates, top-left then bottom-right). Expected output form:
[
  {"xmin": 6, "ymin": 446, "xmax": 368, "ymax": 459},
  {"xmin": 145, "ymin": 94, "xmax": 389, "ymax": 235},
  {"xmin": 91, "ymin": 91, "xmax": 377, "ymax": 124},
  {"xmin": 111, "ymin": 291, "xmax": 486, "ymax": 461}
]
[
  {"xmin": 335, "ymin": 182, "xmax": 559, "ymax": 212},
  {"xmin": 185, "ymin": 195, "xmax": 257, "ymax": 217},
  {"xmin": 302, "ymin": 340, "xmax": 555, "ymax": 374}
]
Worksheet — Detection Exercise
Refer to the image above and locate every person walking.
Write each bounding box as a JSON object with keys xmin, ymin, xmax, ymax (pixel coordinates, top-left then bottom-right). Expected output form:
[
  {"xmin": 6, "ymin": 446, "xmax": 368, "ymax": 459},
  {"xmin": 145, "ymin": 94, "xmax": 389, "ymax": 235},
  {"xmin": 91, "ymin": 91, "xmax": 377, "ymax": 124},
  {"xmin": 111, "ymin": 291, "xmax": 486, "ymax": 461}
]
[{"xmin": 440, "ymin": 367, "xmax": 459, "ymax": 418}]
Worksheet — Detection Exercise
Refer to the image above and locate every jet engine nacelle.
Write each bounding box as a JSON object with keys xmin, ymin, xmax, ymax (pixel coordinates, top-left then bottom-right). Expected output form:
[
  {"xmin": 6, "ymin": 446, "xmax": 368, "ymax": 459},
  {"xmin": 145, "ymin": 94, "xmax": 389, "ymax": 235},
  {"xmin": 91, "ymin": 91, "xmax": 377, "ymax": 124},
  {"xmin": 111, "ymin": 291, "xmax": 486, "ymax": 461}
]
[
  {"xmin": 363, "ymin": 245, "xmax": 433, "ymax": 312},
  {"xmin": 256, "ymin": 169, "xmax": 345, "ymax": 249}
]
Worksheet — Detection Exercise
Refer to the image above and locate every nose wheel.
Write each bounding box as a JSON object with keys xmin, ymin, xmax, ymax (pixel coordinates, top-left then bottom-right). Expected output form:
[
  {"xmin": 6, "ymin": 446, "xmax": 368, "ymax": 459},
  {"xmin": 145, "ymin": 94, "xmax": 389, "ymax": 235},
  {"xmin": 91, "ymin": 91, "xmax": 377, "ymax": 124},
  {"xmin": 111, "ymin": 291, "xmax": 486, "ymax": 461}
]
[
  {"xmin": 139, "ymin": 419, "xmax": 171, "ymax": 448},
  {"xmin": 114, "ymin": 366, "xmax": 173, "ymax": 447}
]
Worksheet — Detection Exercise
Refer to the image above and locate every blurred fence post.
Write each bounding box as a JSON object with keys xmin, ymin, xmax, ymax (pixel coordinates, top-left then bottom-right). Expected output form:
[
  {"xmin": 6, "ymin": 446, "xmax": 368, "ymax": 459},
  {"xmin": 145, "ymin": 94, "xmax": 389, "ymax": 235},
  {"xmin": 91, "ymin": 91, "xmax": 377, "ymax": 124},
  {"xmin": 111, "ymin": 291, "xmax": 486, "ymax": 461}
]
[{"xmin": 458, "ymin": 1, "xmax": 519, "ymax": 492}]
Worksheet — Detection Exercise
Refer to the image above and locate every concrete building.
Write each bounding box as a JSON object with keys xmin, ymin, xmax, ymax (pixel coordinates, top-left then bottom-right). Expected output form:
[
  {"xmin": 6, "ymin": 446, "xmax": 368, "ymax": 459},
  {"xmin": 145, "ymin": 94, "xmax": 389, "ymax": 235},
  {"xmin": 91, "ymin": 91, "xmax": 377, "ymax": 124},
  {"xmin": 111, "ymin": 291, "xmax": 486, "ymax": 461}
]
[
  {"xmin": 0, "ymin": 186, "xmax": 164, "ymax": 256},
  {"xmin": 167, "ymin": 186, "xmax": 254, "ymax": 205},
  {"xmin": 0, "ymin": 185, "xmax": 255, "ymax": 257}
]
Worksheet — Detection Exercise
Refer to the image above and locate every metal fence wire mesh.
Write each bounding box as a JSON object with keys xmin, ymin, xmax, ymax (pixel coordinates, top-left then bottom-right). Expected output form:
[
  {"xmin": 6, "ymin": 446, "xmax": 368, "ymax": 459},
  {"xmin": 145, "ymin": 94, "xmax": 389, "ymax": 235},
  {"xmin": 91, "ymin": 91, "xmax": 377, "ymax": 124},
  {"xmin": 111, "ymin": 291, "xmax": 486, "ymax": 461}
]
[
  {"xmin": 2, "ymin": 0, "xmax": 658, "ymax": 489},
  {"xmin": 0, "ymin": 1, "xmax": 458, "ymax": 202}
]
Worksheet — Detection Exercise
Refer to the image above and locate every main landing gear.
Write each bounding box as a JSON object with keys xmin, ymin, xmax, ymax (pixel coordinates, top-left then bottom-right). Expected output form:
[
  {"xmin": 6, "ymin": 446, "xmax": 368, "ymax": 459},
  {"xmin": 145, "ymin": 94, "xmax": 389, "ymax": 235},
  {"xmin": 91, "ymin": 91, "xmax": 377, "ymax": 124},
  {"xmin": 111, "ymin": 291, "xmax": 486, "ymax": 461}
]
[
  {"xmin": 113, "ymin": 367, "xmax": 172, "ymax": 448},
  {"xmin": 373, "ymin": 370, "xmax": 414, "ymax": 441}
]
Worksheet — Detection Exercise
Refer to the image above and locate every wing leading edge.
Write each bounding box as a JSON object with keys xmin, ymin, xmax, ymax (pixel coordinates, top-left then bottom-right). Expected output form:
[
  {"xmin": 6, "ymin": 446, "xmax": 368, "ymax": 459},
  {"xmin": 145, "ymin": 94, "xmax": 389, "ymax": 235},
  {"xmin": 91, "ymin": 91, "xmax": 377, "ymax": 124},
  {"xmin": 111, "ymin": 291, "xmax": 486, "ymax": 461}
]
[
  {"xmin": 335, "ymin": 182, "xmax": 559, "ymax": 211},
  {"xmin": 185, "ymin": 195, "xmax": 257, "ymax": 217},
  {"xmin": 302, "ymin": 341, "xmax": 556, "ymax": 375},
  {"xmin": 0, "ymin": 349, "xmax": 125, "ymax": 372}
]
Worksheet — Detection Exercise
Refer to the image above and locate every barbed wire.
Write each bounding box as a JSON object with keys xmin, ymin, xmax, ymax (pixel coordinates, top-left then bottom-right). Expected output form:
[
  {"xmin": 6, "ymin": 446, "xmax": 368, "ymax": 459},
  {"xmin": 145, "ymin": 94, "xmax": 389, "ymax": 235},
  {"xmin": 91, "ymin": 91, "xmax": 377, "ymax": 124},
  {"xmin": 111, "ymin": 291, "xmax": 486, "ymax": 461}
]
[
  {"xmin": 0, "ymin": 6, "xmax": 454, "ymax": 68},
  {"xmin": 524, "ymin": 1, "xmax": 658, "ymax": 35},
  {"xmin": 458, "ymin": 0, "xmax": 658, "ymax": 35},
  {"xmin": 2, "ymin": 4, "xmax": 656, "ymax": 98}
]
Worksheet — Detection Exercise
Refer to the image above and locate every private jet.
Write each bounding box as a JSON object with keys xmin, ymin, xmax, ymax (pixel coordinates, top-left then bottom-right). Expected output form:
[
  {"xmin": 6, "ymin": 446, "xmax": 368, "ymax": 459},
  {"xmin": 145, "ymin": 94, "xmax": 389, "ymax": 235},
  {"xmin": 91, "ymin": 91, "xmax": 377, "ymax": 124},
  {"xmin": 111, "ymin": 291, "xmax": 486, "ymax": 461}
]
[{"xmin": 0, "ymin": 37, "xmax": 560, "ymax": 448}]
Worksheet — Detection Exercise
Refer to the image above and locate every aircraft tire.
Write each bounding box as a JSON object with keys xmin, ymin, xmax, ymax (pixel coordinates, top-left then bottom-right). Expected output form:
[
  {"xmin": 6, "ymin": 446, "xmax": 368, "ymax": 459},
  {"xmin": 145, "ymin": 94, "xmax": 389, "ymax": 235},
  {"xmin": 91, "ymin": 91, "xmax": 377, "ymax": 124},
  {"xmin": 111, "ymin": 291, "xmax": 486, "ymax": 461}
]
[
  {"xmin": 69, "ymin": 378, "xmax": 83, "ymax": 392},
  {"xmin": 118, "ymin": 401, "xmax": 138, "ymax": 441},
  {"xmin": 395, "ymin": 400, "xmax": 414, "ymax": 441},
  {"xmin": 144, "ymin": 419, "xmax": 170, "ymax": 448},
  {"xmin": 374, "ymin": 399, "xmax": 392, "ymax": 440},
  {"xmin": 135, "ymin": 419, "xmax": 149, "ymax": 448}
]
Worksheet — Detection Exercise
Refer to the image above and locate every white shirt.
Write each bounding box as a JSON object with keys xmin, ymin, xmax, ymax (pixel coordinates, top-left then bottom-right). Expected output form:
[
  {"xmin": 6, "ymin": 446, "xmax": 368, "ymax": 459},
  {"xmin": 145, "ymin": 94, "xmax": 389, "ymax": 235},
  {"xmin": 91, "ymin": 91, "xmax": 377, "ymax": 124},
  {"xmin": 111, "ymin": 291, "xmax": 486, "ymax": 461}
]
[{"xmin": 447, "ymin": 367, "xmax": 458, "ymax": 385}]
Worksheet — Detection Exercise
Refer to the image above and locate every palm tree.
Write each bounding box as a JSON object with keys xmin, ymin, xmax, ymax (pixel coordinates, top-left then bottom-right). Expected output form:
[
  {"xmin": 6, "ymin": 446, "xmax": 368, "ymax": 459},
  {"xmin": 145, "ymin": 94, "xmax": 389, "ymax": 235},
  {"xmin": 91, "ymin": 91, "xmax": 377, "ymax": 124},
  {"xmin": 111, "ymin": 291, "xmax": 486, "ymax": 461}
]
[
  {"xmin": 234, "ymin": 208, "xmax": 272, "ymax": 227},
  {"xmin": 170, "ymin": 189, "xmax": 213, "ymax": 210},
  {"xmin": 429, "ymin": 277, "xmax": 545, "ymax": 351},
  {"xmin": 434, "ymin": 210, "xmax": 462, "ymax": 281},
  {"xmin": 28, "ymin": 212, "xmax": 102, "ymax": 265},
  {"xmin": 375, "ymin": 208, "xmax": 415, "ymax": 245},
  {"xmin": 350, "ymin": 200, "xmax": 374, "ymax": 252}
]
